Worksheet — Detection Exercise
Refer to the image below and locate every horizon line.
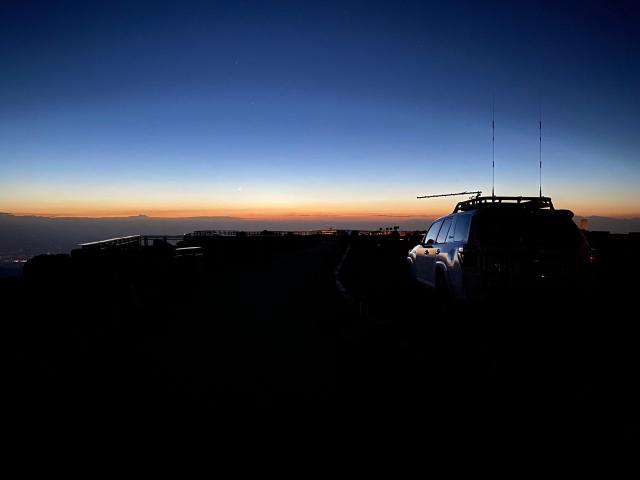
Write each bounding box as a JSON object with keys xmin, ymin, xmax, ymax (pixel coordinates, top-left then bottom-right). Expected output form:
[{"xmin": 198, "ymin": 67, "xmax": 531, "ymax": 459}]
[{"xmin": 3, "ymin": 210, "xmax": 640, "ymax": 221}]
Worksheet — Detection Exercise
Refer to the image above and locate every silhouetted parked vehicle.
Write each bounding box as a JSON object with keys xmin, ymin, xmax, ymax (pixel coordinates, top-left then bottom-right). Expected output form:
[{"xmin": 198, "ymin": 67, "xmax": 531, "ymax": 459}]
[{"xmin": 407, "ymin": 196, "xmax": 595, "ymax": 301}]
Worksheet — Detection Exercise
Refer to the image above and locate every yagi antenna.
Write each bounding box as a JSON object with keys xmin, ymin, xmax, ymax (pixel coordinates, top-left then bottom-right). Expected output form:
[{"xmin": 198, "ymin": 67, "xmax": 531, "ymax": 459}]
[{"xmin": 417, "ymin": 191, "xmax": 482, "ymax": 200}]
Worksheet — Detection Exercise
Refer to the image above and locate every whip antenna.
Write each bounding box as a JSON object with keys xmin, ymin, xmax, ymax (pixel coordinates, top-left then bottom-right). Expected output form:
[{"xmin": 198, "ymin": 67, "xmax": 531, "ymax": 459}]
[
  {"xmin": 539, "ymin": 106, "xmax": 543, "ymax": 197},
  {"xmin": 492, "ymin": 98, "xmax": 495, "ymax": 198}
]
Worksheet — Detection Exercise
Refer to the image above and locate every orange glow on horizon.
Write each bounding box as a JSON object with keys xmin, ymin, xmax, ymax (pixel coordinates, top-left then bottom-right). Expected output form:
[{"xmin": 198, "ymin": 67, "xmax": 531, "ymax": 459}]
[
  {"xmin": 3, "ymin": 185, "xmax": 639, "ymax": 219},
  {"xmin": 7, "ymin": 208, "xmax": 445, "ymax": 219},
  {"xmin": 6, "ymin": 203, "xmax": 640, "ymax": 219}
]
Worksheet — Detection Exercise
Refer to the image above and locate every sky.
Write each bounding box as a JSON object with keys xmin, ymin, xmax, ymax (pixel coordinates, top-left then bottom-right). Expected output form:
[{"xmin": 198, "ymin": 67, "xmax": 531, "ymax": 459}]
[{"xmin": 1, "ymin": 0, "xmax": 639, "ymax": 221}]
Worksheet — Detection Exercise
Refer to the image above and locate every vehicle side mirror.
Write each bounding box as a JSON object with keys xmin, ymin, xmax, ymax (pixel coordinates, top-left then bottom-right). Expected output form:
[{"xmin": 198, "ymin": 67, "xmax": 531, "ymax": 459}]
[{"xmin": 424, "ymin": 239, "xmax": 434, "ymax": 246}]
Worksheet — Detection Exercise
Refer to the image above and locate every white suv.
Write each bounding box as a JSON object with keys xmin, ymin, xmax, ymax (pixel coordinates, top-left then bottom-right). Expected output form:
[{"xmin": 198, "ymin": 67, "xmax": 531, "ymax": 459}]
[{"xmin": 407, "ymin": 196, "xmax": 593, "ymax": 301}]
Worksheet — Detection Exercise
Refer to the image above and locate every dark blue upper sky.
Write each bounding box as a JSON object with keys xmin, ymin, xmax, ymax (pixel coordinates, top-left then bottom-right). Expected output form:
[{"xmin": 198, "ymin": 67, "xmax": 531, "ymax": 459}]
[{"xmin": 1, "ymin": 0, "xmax": 638, "ymax": 217}]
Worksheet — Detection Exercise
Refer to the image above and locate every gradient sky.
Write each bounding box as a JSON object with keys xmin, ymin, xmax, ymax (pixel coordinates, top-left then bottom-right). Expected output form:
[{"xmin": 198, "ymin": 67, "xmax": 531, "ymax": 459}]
[{"xmin": 1, "ymin": 0, "xmax": 639, "ymax": 220}]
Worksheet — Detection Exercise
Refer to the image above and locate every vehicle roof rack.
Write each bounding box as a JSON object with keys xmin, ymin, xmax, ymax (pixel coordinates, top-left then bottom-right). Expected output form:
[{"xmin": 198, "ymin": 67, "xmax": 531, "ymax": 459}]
[{"xmin": 453, "ymin": 196, "xmax": 554, "ymax": 213}]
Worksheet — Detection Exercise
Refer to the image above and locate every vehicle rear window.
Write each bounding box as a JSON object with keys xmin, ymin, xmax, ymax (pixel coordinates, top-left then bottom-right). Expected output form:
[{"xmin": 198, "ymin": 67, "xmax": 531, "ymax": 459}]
[
  {"xmin": 476, "ymin": 211, "xmax": 582, "ymax": 246},
  {"xmin": 436, "ymin": 218, "xmax": 453, "ymax": 243}
]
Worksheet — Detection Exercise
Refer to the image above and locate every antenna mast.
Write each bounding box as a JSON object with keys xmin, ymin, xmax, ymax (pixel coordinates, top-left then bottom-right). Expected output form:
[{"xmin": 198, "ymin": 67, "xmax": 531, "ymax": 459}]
[
  {"xmin": 539, "ymin": 107, "xmax": 542, "ymax": 197},
  {"xmin": 417, "ymin": 191, "xmax": 482, "ymax": 200},
  {"xmin": 492, "ymin": 98, "xmax": 495, "ymax": 198}
]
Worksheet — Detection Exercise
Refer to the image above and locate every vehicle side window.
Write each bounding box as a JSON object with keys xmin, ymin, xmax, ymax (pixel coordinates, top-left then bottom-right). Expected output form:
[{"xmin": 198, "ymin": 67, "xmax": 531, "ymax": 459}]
[
  {"xmin": 424, "ymin": 220, "xmax": 443, "ymax": 245},
  {"xmin": 447, "ymin": 217, "xmax": 457, "ymax": 242},
  {"xmin": 453, "ymin": 214, "xmax": 472, "ymax": 242},
  {"xmin": 436, "ymin": 218, "xmax": 453, "ymax": 244}
]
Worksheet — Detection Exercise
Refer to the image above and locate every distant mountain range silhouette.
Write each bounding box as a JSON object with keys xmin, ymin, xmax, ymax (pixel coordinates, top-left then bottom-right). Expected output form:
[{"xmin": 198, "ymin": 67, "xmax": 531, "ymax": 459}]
[{"xmin": 1, "ymin": 212, "xmax": 638, "ymax": 257}]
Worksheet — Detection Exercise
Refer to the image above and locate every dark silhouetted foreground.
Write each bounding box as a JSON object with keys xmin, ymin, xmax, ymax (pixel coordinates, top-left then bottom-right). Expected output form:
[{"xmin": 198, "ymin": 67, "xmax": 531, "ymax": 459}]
[{"xmin": 3, "ymin": 231, "xmax": 639, "ymax": 437}]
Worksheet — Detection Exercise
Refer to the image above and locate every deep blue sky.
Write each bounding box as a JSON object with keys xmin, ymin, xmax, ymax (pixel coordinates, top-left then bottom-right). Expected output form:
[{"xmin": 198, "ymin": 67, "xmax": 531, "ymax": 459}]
[{"xmin": 1, "ymin": 0, "xmax": 638, "ymax": 217}]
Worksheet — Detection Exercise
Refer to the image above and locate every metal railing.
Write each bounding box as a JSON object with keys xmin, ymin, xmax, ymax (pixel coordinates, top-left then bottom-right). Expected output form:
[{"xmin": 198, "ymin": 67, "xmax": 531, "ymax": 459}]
[
  {"xmin": 79, "ymin": 235, "xmax": 143, "ymax": 249},
  {"xmin": 189, "ymin": 230, "xmax": 328, "ymax": 237},
  {"xmin": 79, "ymin": 235, "xmax": 184, "ymax": 250},
  {"xmin": 79, "ymin": 228, "xmax": 411, "ymax": 251}
]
